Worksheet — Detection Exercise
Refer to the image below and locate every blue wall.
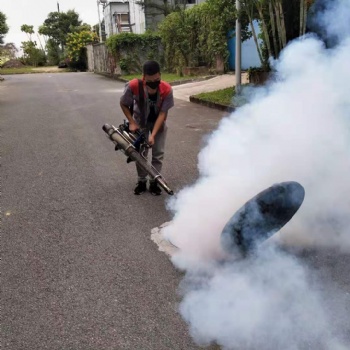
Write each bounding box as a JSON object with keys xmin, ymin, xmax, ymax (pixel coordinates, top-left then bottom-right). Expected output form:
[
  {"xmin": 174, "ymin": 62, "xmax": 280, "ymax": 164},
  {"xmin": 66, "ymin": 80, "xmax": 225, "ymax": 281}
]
[{"xmin": 228, "ymin": 21, "xmax": 262, "ymax": 70}]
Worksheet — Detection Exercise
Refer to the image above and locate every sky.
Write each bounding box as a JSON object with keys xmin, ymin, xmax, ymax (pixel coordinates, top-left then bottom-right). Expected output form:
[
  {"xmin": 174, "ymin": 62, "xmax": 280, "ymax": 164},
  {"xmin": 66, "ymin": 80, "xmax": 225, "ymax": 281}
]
[{"xmin": 1, "ymin": 0, "xmax": 102, "ymax": 49}]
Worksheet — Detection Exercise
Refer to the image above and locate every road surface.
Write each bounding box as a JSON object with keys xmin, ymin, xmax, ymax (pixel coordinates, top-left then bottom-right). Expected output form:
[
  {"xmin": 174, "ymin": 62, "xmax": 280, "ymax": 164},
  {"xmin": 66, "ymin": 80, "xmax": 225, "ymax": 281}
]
[{"xmin": 1, "ymin": 72, "xmax": 349, "ymax": 349}]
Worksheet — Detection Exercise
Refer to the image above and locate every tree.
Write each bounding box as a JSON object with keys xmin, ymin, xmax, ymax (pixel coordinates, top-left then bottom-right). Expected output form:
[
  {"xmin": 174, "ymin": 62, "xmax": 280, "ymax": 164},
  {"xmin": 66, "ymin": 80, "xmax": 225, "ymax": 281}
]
[
  {"xmin": 0, "ymin": 11, "xmax": 9, "ymax": 44},
  {"xmin": 300, "ymin": 0, "xmax": 314, "ymax": 36},
  {"xmin": 21, "ymin": 24, "xmax": 34, "ymax": 41},
  {"xmin": 19, "ymin": 23, "xmax": 46, "ymax": 66},
  {"xmin": 45, "ymin": 38, "xmax": 61, "ymax": 65},
  {"xmin": 158, "ymin": 0, "xmax": 250, "ymax": 72},
  {"xmin": 21, "ymin": 41, "xmax": 46, "ymax": 66},
  {"xmin": 38, "ymin": 10, "xmax": 83, "ymax": 52},
  {"xmin": 0, "ymin": 43, "xmax": 17, "ymax": 66},
  {"xmin": 66, "ymin": 30, "xmax": 98, "ymax": 70},
  {"xmin": 93, "ymin": 20, "xmax": 106, "ymax": 41},
  {"xmin": 239, "ymin": 1, "xmax": 264, "ymax": 65},
  {"xmin": 239, "ymin": 0, "xmax": 316, "ymax": 67}
]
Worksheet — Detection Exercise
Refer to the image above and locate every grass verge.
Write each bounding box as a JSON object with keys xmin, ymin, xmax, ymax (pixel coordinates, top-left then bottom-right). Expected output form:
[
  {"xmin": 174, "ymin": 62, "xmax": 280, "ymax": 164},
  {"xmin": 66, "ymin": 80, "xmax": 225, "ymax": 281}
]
[
  {"xmin": 0, "ymin": 66, "xmax": 70, "ymax": 74},
  {"xmin": 121, "ymin": 73, "xmax": 209, "ymax": 83},
  {"xmin": 193, "ymin": 87, "xmax": 236, "ymax": 107}
]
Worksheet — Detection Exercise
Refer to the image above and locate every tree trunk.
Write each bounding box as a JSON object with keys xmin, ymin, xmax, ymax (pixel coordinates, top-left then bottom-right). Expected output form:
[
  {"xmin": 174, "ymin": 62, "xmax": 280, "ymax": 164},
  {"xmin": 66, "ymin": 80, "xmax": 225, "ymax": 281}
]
[
  {"xmin": 257, "ymin": 4, "xmax": 273, "ymax": 59},
  {"xmin": 248, "ymin": 13, "xmax": 264, "ymax": 66},
  {"xmin": 302, "ymin": 0, "xmax": 308, "ymax": 35},
  {"xmin": 278, "ymin": 0, "xmax": 287, "ymax": 47},
  {"xmin": 240, "ymin": 1, "xmax": 264, "ymax": 65},
  {"xmin": 37, "ymin": 34, "xmax": 44, "ymax": 51},
  {"xmin": 269, "ymin": 0, "xmax": 279, "ymax": 57},
  {"xmin": 299, "ymin": 0, "xmax": 304, "ymax": 37},
  {"xmin": 274, "ymin": 1, "xmax": 283, "ymax": 50}
]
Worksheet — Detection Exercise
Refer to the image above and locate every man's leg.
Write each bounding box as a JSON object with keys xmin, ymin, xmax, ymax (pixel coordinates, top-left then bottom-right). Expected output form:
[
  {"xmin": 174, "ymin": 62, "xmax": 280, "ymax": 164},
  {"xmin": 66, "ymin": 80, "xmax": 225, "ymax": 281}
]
[
  {"xmin": 151, "ymin": 122, "xmax": 167, "ymax": 173},
  {"xmin": 149, "ymin": 123, "xmax": 167, "ymax": 195},
  {"xmin": 134, "ymin": 127, "xmax": 150, "ymax": 195}
]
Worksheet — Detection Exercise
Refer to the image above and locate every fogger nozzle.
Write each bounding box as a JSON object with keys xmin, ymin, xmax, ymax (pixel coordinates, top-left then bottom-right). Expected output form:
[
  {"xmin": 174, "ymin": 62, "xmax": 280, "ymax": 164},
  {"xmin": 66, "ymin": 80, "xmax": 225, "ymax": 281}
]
[{"xmin": 102, "ymin": 123, "xmax": 174, "ymax": 195}]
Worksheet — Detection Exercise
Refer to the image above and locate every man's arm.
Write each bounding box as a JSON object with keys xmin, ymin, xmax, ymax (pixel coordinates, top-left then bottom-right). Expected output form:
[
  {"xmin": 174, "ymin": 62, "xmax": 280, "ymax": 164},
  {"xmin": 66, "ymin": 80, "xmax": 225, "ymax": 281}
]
[
  {"xmin": 120, "ymin": 83, "xmax": 139, "ymax": 132},
  {"xmin": 148, "ymin": 87, "xmax": 174, "ymax": 144},
  {"xmin": 149, "ymin": 111, "xmax": 167, "ymax": 145},
  {"xmin": 120, "ymin": 102, "xmax": 139, "ymax": 132}
]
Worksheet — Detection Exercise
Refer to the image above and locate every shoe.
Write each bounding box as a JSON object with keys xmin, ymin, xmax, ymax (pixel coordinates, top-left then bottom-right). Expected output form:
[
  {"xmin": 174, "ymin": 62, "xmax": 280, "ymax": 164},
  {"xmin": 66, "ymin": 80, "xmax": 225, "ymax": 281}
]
[
  {"xmin": 134, "ymin": 181, "xmax": 147, "ymax": 195},
  {"xmin": 149, "ymin": 181, "xmax": 162, "ymax": 196}
]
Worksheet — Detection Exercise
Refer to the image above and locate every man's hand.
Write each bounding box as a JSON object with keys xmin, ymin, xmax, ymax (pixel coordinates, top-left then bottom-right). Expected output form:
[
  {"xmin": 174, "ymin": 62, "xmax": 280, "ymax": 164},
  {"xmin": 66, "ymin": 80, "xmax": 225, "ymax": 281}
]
[
  {"xmin": 129, "ymin": 121, "xmax": 139, "ymax": 133},
  {"xmin": 148, "ymin": 134, "xmax": 155, "ymax": 146}
]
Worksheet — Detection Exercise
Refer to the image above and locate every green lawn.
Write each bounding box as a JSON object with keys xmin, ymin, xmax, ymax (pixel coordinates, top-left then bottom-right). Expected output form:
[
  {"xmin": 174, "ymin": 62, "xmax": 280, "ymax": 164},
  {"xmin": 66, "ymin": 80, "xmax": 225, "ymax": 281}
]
[
  {"xmin": 194, "ymin": 87, "xmax": 236, "ymax": 107},
  {"xmin": 0, "ymin": 66, "xmax": 69, "ymax": 74}
]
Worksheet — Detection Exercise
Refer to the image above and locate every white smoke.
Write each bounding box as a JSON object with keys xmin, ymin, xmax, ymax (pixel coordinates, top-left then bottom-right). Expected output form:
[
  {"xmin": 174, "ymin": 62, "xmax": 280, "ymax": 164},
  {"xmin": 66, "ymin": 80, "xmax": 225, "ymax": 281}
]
[
  {"xmin": 163, "ymin": 0, "xmax": 350, "ymax": 348},
  {"xmin": 178, "ymin": 247, "xmax": 349, "ymax": 350}
]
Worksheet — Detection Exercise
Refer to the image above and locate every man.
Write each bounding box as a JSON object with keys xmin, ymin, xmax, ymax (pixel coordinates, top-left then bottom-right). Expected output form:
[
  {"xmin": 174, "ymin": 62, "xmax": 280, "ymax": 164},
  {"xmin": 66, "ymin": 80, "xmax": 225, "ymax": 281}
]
[{"xmin": 120, "ymin": 60, "xmax": 174, "ymax": 195}]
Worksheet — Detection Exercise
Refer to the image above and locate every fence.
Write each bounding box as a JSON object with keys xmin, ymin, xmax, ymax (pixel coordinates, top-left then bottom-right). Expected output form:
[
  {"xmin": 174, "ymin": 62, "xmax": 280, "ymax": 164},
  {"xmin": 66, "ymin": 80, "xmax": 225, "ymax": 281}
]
[{"xmin": 86, "ymin": 43, "xmax": 121, "ymax": 76}]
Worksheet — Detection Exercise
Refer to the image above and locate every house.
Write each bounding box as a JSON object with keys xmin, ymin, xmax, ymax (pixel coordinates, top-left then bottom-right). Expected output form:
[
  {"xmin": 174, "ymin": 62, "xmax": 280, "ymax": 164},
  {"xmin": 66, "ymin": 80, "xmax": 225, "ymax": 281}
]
[
  {"xmin": 101, "ymin": 0, "xmax": 204, "ymax": 37},
  {"xmin": 101, "ymin": 0, "xmax": 146, "ymax": 36},
  {"xmin": 99, "ymin": 0, "xmax": 261, "ymax": 69}
]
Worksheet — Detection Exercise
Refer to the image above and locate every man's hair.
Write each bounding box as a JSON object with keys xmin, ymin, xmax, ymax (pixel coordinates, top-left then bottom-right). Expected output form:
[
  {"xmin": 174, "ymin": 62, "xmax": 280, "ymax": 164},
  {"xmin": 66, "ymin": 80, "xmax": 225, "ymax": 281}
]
[{"xmin": 143, "ymin": 60, "xmax": 160, "ymax": 76}]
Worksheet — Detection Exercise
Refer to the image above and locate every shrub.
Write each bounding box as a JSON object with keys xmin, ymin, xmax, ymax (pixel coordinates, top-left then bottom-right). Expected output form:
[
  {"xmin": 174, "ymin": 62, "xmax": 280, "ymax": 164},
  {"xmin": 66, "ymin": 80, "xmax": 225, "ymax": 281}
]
[{"xmin": 106, "ymin": 32, "xmax": 163, "ymax": 74}]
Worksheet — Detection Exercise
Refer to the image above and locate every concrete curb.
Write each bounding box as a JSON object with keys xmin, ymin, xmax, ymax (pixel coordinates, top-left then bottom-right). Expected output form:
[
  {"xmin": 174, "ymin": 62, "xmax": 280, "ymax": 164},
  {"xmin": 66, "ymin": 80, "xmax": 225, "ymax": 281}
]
[
  {"xmin": 93, "ymin": 71, "xmax": 236, "ymax": 113},
  {"xmin": 93, "ymin": 71, "xmax": 218, "ymax": 86},
  {"xmin": 189, "ymin": 95, "xmax": 235, "ymax": 113},
  {"xmin": 169, "ymin": 75, "xmax": 217, "ymax": 86}
]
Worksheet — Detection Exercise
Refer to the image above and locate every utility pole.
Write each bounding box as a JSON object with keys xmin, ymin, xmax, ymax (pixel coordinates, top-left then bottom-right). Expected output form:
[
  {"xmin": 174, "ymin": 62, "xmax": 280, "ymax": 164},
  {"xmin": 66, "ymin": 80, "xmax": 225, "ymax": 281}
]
[
  {"xmin": 235, "ymin": 0, "xmax": 242, "ymax": 94},
  {"xmin": 57, "ymin": 2, "xmax": 60, "ymax": 13},
  {"xmin": 97, "ymin": 1, "xmax": 103, "ymax": 43}
]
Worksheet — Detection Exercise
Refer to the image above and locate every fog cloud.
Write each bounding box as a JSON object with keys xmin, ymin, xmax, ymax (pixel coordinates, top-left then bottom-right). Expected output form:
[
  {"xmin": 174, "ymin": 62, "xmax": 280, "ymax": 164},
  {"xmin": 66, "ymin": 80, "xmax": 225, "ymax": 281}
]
[{"xmin": 163, "ymin": 0, "xmax": 350, "ymax": 348}]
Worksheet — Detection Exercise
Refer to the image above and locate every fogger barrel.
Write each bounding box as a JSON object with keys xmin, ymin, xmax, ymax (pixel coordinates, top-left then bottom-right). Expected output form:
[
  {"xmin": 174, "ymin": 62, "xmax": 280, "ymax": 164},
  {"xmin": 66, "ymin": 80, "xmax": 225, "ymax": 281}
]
[{"xmin": 102, "ymin": 123, "xmax": 174, "ymax": 195}]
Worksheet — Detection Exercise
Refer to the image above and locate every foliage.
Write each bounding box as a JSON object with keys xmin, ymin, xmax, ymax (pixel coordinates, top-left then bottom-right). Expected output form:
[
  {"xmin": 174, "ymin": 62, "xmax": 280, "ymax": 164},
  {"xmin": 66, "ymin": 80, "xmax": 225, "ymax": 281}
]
[
  {"xmin": 106, "ymin": 32, "xmax": 162, "ymax": 74},
  {"xmin": 38, "ymin": 10, "xmax": 83, "ymax": 49},
  {"xmin": 20, "ymin": 24, "xmax": 35, "ymax": 41},
  {"xmin": 0, "ymin": 11, "xmax": 9, "ymax": 44},
  {"xmin": 46, "ymin": 39, "xmax": 61, "ymax": 65},
  {"xmin": 19, "ymin": 23, "xmax": 47, "ymax": 66},
  {"xmin": 20, "ymin": 41, "xmax": 46, "ymax": 66},
  {"xmin": 66, "ymin": 30, "xmax": 98, "ymax": 61},
  {"xmin": 0, "ymin": 43, "xmax": 17, "ymax": 66},
  {"xmin": 38, "ymin": 10, "xmax": 92, "ymax": 66},
  {"xmin": 0, "ymin": 54, "xmax": 10, "ymax": 66},
  {"xmin": 158, "ymin": 0, "xmax": 251, "ymax": 73},
  {"xmin": 93, "ymin": 20, "xmax": 106, "ymax": 41},
  {"xmin": 239, "ymin": 0, "xmax": 316, "ymax": 68},
  {"xmin": 66, "ymin": 30, "xmax": 98, "ymax": 70}
]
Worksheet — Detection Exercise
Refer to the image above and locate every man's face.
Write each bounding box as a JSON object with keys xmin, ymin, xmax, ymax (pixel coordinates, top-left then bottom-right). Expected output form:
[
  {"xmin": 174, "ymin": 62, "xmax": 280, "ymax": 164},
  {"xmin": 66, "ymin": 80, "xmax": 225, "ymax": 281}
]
[{"xmin": 144, "ymin": 72, "xmax": 161, "ymax": 93}]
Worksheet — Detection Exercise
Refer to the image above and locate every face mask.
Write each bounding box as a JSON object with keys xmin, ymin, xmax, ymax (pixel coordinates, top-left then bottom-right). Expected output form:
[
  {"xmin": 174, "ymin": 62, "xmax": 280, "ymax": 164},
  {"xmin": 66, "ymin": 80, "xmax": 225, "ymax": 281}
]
[{"xmin": 146, "ymin": 80, "xmax": 161, "ymax": 89}]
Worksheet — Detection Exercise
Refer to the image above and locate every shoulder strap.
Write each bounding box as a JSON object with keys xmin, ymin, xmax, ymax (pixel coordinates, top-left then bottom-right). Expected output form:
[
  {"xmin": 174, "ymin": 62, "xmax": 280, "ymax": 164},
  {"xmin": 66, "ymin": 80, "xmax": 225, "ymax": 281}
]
[
  {"xmin": 138, "ymin": 79, "xmax": 146, "ymax": 127},
  {"xmin": 138, "ymin": 79, "xmax": 144, "ymax": 111}
]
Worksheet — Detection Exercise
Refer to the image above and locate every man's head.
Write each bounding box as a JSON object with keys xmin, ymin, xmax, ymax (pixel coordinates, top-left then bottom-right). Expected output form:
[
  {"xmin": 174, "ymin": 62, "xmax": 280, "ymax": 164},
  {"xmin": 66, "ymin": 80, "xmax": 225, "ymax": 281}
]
[{"xmin": 143, "ymin": 60, "xmax": 161, "ymax": 91}]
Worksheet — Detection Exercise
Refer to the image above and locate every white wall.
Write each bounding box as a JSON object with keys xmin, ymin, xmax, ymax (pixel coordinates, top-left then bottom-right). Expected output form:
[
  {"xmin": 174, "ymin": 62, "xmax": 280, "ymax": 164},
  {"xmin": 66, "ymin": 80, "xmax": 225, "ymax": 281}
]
[
  {"xmin": 128, "ymin": 0, "xmax": 146, "ymax": 34},
  {"xmin": 103, "ymin": 0, "xmax": 145, "ymax": 37}
]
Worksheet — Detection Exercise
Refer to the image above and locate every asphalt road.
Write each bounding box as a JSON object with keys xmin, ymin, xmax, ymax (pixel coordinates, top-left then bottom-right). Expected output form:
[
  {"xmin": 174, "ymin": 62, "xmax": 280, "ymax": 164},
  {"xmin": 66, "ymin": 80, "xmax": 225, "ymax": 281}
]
[
  {"xmin": 1, "ymin": 72, "xmax": 224, "ymax": 350},
  {"xmin": 1, "ymin": 73, "xmax": 349, "ymax": 350}
]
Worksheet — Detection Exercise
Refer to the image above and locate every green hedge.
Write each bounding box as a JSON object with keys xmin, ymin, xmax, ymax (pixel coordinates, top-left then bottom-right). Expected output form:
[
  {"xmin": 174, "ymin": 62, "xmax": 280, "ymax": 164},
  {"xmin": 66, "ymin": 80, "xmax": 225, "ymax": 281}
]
[
  {"xmin": 106, "ymin": 32, "xmax": 163, "ymax": 74},
  {"xmin": 158, "ymin": 0, "xmax": 240, "ymax": 73}
]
